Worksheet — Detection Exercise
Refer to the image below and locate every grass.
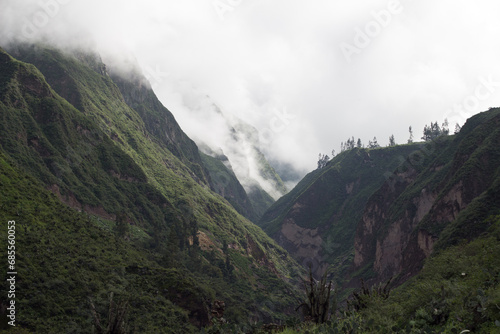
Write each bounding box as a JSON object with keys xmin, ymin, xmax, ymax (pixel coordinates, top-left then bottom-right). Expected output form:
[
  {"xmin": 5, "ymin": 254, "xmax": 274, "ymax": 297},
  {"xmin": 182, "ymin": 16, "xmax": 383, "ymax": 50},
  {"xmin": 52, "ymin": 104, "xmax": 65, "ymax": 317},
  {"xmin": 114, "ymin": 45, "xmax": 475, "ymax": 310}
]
[{"xmin": 0, "ymin": 44, "xmax": 305, "ymax": 332}]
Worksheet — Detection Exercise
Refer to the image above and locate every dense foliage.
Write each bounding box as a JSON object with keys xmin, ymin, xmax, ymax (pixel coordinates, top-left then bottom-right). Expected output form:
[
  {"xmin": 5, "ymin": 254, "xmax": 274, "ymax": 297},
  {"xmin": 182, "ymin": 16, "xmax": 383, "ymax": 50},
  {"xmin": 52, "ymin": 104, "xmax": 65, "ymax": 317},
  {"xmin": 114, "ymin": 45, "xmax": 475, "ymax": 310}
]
[
  {"xmin": 280, "ymin": 215, "xmax": 500, "ymax": 333},
  {"xmin": 0, "ymin": 45, "xmax": 303, "ymax": 333},
  {"xmin": 1, "ymin": 43, "xmax": 499, "ymax": 334}
]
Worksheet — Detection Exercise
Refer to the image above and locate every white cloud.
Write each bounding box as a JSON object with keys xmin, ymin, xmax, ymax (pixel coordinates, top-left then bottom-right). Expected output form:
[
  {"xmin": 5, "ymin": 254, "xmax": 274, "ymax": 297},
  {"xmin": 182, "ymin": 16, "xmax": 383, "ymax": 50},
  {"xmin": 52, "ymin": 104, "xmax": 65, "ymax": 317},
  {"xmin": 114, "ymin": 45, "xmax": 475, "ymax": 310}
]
[{"xmin": 2, "ymin": 0, "xmax": 500, "ymax": 179}]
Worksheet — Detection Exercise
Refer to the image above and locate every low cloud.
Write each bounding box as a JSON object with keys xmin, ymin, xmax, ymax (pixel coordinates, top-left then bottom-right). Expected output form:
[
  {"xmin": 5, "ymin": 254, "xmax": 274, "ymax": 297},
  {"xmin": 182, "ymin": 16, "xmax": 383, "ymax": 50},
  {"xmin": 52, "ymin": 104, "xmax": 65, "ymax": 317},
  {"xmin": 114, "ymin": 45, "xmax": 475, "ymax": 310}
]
[{"xmin": 2, "ymin": 0, "xmax": 500, "ymax": 180}]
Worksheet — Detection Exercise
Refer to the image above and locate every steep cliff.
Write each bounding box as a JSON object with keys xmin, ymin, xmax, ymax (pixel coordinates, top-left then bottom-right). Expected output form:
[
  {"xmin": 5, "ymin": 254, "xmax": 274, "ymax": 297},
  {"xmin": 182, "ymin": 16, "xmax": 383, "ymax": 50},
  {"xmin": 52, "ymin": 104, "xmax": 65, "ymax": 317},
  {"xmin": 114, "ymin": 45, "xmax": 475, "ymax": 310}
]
[
  {"xmin": 0, "ymin": 45, "xmax": 303, "ymax": 332},
  {"xmin": 351, "ymin": 108, "xmax": 500, "ymax": 286},
  {"xmin": 259, "ymin": 108, "xmax": 500, "ymax": 294},
  {"xmin": 259, "ymin": 144, "xmax": 422, "ymax": 281}
]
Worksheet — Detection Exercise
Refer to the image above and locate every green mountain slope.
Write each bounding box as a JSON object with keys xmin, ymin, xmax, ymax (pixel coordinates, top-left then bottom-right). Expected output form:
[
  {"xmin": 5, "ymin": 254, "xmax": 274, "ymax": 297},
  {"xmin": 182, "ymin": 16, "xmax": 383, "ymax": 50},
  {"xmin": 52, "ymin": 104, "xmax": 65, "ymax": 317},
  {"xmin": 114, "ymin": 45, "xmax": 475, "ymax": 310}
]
[
  {"xmin": 353, "ymin": 108, "xmax": 500, "ymax": 286},
  {"xmin": 107, "ymin": 63, "xmax": 210, "ymax": 185},
  {"xmin": 199, "ymin": 149, "xmax": 258, "ymax": 222},
  {"xmin": 358, "ymin": 214, "xmax": 500, "ymax": 333},
  {"xmin": 257, "ymin": 109, "xmax": 500, "ymax": 332},
  {"xmin": 0, "ymin": 45, "xmax": 304, "ymax": 332},
  {"xmin": 258, "ymin": 143, "xmax": 422, "ymax": 281},
  {"xmin": 259, "ymin": 107, "xmax": 500, "ymax": 299},
  {"xmin": 12, "ymin": 44, "xmax": 284, "ymax": 222},
  {"xmin": 0, "ymin": 151, "xmax": 197, "ymax": 333},
  {"xmin": 283, "ymin": 214, "xmax": 500, "ymax": 333}
]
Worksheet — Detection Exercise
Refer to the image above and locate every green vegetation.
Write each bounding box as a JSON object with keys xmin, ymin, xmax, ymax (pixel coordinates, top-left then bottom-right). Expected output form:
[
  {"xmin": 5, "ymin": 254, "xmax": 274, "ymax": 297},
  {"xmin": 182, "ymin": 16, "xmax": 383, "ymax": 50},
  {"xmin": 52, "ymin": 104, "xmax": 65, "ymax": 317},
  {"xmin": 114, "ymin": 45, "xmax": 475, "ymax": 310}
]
[
  {"xmin": 349, "ymin": 108, "xmax": 500, "ymax": 289},
  {"xmin": 200, "ymin": 152, "xmax": 257, "ymax": 222},
  {"xmin": 0, "ymin": 45, "xmax": 304, "ymax": 332},
  {"xmin": 1, "ymin": 42, "xmax": 500, "ymax": 333},
  {"xmin": 0, "ymin": 152, "xmax": 196, "ymax": 333},
  {"xmin": 281, "ymin": 215, "xmax": 500, "ymax": 333},
  {"xmin": 259, "ymin": 144, "xmax": 422, "ymax": 286},
  {"xmin": 296, "ymin": 268, "xmax": 335, "ymax": 324},
  {"xmin": 259, "ymin": 107, "xmax": 500, "ymax": 304}
]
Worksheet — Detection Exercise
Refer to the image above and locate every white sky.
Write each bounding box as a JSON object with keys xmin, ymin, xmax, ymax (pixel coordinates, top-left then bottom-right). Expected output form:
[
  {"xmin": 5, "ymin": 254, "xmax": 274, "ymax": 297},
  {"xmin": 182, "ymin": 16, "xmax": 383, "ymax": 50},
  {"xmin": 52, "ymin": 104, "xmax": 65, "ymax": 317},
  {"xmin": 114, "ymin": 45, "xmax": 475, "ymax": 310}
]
[{"xmin": 2, "ymin": 0, "xmax": 500, "ymax": 174}]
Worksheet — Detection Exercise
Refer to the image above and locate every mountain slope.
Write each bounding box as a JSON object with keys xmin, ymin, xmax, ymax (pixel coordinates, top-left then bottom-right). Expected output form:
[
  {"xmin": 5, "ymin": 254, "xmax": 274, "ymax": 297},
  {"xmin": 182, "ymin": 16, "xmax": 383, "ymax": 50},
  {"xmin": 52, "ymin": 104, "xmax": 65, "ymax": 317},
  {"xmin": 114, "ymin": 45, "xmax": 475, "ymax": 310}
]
[
  {"xmin": 199, "ymin": 148, "xmax": 258, "ymax": 222},
  {"xmin": 259, "ymin": 107, "xmax": 500, "ymax": 297},
  {"xmin": 258, "ymin": 144, "xmax": 422, "ymax": 281},
  {"xmin": 0, "ymin": 45, "xmax": 304, "ymax": 332},
  {"xmin": 107, "ymin": 62, "xmax": 210, "ymax": 185},
  {"xmin": 170, "ymin": 93, "xmax": 288, "ymax": 219},
  {"xmin": 0, "ymin": 151, "xmax": 197, "ymax": 333},
  {"xmin": 353, "ymin": 108, "xmax": 500, "ymax": 286},
  {"xmin": 11, "ymin": 44, "xmax": 286, "ymax": 222}
]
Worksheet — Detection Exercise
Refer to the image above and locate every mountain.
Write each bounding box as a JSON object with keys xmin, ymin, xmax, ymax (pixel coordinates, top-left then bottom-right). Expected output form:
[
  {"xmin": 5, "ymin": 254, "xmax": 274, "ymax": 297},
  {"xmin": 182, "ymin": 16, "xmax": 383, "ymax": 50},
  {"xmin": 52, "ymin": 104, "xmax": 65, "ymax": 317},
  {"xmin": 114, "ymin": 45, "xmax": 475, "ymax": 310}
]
[
  {"xmin": 258, "ymin": 143, "xmax": 422, "ymax": 281},
  {"xmin": 198, "ymin": 146, "xmax": 258, "ymax": 222},
  {"xmin": 352, "ymin": 107, "xmax": 500, "ymax": 287},
  {"xmin": 259, "ymin": 108, "xmax": 500, "ymax": 293},
  {"xmin": 162, "ymin": 92, "xmax": 288, "ymax": 220},
  {"xmin": 0, "ymin": 44, "xmax": 304, "ymax": 332},
  {"xmin": 2, "ymin": 41, "xmax": 499, "ymax": 333},
  {"xmin": 224, "ymin": 118, "xmax": 287, "ymax": 218}
]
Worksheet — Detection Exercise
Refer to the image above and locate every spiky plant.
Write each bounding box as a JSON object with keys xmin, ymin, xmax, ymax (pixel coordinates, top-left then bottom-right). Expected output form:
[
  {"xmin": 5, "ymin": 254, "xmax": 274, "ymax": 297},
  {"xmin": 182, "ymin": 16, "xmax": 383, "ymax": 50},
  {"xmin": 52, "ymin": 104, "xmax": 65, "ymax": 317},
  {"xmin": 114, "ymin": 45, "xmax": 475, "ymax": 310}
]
[
  {"xmin": 347, "ymin": 277, "xmax": 393, "ymax": 311},
  {"xmin": 296, "ymin": 267, "xmax": 336, "ymax": 324}
]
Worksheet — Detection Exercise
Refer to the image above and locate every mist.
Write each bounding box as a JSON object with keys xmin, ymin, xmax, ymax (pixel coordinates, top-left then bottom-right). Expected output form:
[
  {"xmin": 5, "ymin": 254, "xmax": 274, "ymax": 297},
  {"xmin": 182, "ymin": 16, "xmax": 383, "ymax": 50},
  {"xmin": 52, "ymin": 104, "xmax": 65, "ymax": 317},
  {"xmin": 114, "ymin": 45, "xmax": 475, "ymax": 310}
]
[{"xmin": 2, "ymin": 0, "xmax": 500, "ymax": 186}]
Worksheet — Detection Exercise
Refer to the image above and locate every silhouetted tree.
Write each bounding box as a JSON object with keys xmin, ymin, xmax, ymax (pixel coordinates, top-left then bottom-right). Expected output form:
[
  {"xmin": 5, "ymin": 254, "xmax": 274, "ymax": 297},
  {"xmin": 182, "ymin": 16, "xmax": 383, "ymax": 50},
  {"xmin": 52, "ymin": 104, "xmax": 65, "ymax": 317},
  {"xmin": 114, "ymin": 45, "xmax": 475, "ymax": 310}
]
[
  {"xmin": 422, "ymin": 121, "xmax": 449, "ymax": 141},
  {"xmin": 388, "ymin": 134, "xmax": 396, "ymax": 146},
  {"xmin": 454, "ymin": 123, "xmax": 461, "ymax": 134},
  {"xmin": 442, "ymin": 118, "xmax": 449, "ymax": 135},
  {"xmin": 368, "ymin": 137, "xmax": 380, "ymax": 149},
  {"xmin": 296, "ymin": 267, "xmax": 336, "ymax": 324},
  {"xmin": 408, "ymin": 126, "xmax": 414, "ymax": 144},
  {"xmin": 356, "ymin": 138, "xmax": 363, "ymax": 148},
  {"xmin": 348, "ymin": 136, "xmax": 355, "ymax": 150},
  {"xmin": 317, "ymin": 154, "xmax": 330, "ymax": 169}
]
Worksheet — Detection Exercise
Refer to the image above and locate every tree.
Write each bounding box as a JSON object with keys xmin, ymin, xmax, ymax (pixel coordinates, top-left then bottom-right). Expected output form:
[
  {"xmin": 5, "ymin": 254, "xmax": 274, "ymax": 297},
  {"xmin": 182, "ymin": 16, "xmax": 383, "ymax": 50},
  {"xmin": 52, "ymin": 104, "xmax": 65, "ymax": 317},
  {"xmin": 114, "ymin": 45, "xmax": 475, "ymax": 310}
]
[
  {"xmin": 317, "ymin": 154, "xmax": 330, "ymax": 169},
  {"xmin": 442, "ymin": 118, "xmax": 449, "ymax": 135},
  {"xmin": 424, "ymin": 120, "xmax": 450, "ymax": 138},
  {"xmin": 296, "ymin": 266, "xmax": 336, "ymax": 324},
  {"xmin": 368, "ymin": 137, "xmax": 380, "ymax": 149},
  {"xmin": 388, "ymin": 134, "xmax": 396, "ymax": 147},
  {"xmin": 422, "ymin": 121, "xmax": 443, "ymax": 141},
  {"xmin": 454, "ymin": 123, "xmax": 461, "ymax": 134},
  {"xmin": 341, "ymin": 137, "xmax": 357, "ymax": 152},
  {"xmin": 408, "ymin": 126, "xmax": 414, "ymax": 144},
  {"xmin": 348, "ymin": 136, "xmax": 355, "ymax": 150}
]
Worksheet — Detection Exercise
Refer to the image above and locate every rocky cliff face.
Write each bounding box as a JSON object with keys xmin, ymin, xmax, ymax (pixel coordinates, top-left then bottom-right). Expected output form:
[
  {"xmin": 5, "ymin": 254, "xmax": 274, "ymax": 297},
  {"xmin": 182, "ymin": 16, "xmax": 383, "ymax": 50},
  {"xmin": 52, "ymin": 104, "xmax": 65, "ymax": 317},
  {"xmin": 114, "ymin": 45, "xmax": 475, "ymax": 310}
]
[
  {"xmin": 259, "ymin": 145, "xmax": 422, "ymax": 280},
  {"xmin": 259, "ymin": 108, "xmax": 500, "ymax": 292},
  {"xmin": 352, "ymin": 108, "xmax": 500, "ymax": 287}
]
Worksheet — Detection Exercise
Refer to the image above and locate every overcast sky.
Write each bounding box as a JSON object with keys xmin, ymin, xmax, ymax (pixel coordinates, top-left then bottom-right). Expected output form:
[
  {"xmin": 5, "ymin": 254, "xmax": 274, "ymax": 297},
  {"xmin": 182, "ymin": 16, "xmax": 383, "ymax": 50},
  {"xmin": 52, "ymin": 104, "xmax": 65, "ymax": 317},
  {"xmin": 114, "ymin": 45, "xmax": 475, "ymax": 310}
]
[{"xmin": 2, "ymin": 0, "xmax": 500, "ymax": 175}]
